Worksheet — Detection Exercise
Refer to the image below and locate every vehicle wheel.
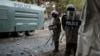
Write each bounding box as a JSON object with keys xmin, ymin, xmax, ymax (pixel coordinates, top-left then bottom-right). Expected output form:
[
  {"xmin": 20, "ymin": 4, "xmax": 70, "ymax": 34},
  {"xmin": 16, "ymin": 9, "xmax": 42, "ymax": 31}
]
[
  {"xmin": 25, "ymin": 31, "xmax": 34, "ymax": 36},
  {"xmin": 17, "ymin": 32, "xmax": 25, "ymax": 37},
  {"xmin": 13, "ymin": 32, "xmax": 25, "ymax": 37}
]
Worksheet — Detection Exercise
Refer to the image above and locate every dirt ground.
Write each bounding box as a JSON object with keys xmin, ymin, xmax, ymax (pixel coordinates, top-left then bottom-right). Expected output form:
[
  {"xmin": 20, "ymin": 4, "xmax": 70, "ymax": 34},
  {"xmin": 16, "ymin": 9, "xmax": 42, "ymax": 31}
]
[{"xmin": 40, "ymin": 45, "xmax": 66, "ymax": 56}]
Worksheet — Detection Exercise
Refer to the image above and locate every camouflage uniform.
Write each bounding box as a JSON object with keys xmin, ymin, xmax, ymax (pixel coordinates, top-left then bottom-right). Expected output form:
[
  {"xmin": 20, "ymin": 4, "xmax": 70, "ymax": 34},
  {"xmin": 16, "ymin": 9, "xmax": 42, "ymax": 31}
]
[
  {"xmin": 51, "ymin": 10, "xmax": 61, "ymax": 53},
  {"xmin": 53, "ymin": 16, "xmax": 61, "ymax": 53}
]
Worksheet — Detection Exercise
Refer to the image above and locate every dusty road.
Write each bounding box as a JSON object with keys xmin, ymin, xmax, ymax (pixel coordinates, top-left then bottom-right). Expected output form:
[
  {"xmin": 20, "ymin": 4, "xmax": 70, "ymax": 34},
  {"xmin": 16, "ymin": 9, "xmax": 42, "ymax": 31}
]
[
  {"xmin": 0, "ymin": 20, "xmax": 66, "ymax": 56},
  {"xmin": 0, "ymin": 30, "xmax": 66, "ymax": 56}
]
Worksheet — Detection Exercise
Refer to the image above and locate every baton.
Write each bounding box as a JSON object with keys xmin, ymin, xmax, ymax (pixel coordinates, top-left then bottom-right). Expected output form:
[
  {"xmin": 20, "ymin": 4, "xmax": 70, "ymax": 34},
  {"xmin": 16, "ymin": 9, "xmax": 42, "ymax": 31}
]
[{"xmin": 44, "ymin": 34, "xmax": 53, "ymax": 46}]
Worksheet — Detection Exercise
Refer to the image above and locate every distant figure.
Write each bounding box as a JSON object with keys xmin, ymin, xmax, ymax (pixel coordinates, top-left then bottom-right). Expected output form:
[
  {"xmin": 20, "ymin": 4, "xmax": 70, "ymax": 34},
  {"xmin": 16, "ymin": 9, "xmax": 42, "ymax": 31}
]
[
  {"xmin": 61, "ymin": 4, "xmax": 81, "ymax": 56},
  {"xmin": 76, "ymin": 0, "xmax": 100, "ymax": 56},
  {"xmin": 49, "ymin": 10, "xmax": 61, "ymax": 53}
]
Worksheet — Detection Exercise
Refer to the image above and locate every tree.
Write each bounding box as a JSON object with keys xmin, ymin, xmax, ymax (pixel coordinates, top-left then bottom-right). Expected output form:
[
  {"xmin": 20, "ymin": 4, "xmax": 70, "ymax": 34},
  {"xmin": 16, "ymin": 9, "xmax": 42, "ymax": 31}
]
[{"xmin": 55, "ymin": 0, "xmax": 84, "ymax": 13}]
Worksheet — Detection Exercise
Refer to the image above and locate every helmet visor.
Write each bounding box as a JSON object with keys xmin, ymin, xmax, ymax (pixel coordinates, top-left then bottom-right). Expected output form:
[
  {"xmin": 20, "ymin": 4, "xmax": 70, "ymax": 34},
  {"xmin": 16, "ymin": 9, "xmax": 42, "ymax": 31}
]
[{"xmin": 66, "ymin": 11, "xmax": 75, "ymax": 20}]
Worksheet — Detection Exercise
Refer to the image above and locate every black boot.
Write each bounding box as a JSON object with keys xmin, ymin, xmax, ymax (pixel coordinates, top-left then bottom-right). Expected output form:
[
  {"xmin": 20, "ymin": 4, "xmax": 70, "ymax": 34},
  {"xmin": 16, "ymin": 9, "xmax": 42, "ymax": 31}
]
[
  {"xmin": 53, "ymin": 49, "xmax": 59, "ymax": 53},
  {"xmin": 64, "ymin": 50, "xmax": 70, "ymax": 56},
  {"xmin": 53, "ymin": 45, "xmax": 59, "ymax": 53}
]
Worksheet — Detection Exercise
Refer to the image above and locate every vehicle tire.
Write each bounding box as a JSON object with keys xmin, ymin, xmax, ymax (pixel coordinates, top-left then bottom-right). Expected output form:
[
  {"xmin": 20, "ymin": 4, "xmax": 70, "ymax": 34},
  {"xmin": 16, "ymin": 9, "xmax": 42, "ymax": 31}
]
[
  {"xmin": 17, "ymin": 32, "xmax": 25, "ymax": 37},
  {"xmin": 25, "ymin": 31, "xmax": 34, "ymax": 36},
  {"xmin": 12, "ymin": 32, "xmax": 25, "ymax": 37}
]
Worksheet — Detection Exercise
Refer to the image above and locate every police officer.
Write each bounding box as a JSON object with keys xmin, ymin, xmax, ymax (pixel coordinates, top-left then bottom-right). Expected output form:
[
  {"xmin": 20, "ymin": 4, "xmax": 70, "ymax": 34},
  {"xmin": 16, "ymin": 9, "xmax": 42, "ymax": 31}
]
[
  {"xmin": 50, "ymin": 10, "xmax": 61, "ymax": 53},
  {"xmin": 61, "ymin": 4, "xmax": 81, "ymax": 56}
]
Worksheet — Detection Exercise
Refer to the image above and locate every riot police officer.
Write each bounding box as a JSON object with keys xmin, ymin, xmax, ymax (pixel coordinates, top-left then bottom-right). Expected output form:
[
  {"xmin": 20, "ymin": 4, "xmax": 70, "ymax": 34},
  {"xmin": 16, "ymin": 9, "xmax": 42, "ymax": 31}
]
[
  {"xmin": 61, "ymin": 4, "xmax": 81, "ymax": 56},
  {"xmin": 50, "ymin": 10, "xmax": 61, "ymax": 53}
]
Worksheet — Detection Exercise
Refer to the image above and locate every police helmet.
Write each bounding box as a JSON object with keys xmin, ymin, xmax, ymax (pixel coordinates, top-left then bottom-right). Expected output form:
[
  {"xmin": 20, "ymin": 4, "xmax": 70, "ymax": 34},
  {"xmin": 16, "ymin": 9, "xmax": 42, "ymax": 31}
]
[
  {"xmin": 51, "ymin": 10, "xmax": 59, "ymax": 18},
  {"xmin": 66, "ymin": 4, "xmax": 75, "ymax": 11}
]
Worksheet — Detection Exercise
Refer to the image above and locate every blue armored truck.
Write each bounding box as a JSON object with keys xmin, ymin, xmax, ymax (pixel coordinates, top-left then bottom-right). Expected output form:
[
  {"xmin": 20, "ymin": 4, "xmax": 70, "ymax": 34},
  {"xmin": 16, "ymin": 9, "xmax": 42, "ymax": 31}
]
[{"xmin": 0, "ymin": 0, "xmax": 44, "ymax": 36}]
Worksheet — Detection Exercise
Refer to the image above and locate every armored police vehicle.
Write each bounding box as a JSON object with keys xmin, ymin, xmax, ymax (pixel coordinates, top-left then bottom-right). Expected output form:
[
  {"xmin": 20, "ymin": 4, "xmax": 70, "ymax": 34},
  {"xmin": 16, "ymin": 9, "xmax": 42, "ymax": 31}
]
[{"xmin": 0, "ymin": 0, "xmax": 44, "ymax": 36}]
